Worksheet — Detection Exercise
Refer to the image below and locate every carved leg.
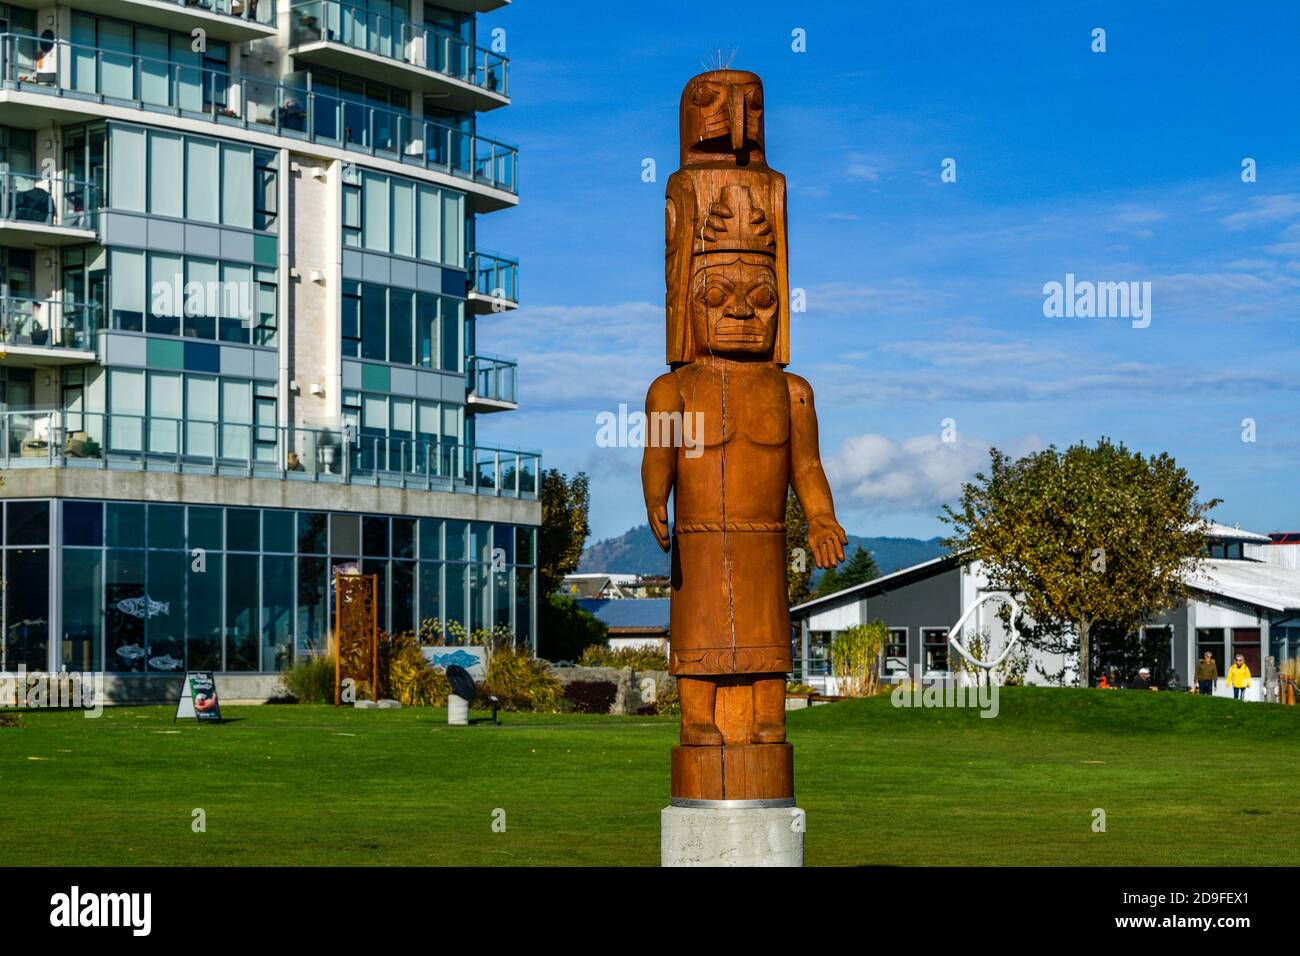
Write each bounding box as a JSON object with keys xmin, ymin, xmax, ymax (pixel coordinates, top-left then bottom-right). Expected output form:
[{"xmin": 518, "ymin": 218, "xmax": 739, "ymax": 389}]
[
  {"xmin": 750, "ymin": 674, "xmax": 786, "ymax": 744},
  {"xmin": 678, "ymin": 676, "xmax": 723, "ymax": 746}
]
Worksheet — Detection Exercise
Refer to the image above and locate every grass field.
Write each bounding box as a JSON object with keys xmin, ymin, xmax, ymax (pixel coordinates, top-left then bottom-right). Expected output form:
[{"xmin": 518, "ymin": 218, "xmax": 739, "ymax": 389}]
[{"xmin": 2, "ymin": 687, "xmax": 1298, "ymax": 866}]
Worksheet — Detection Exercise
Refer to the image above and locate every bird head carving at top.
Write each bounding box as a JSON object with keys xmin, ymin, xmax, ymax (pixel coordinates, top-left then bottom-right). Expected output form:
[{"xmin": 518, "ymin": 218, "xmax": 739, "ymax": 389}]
[{"xmin": 679, "ymin": 69, "xmax": 767, "ymax": 168}]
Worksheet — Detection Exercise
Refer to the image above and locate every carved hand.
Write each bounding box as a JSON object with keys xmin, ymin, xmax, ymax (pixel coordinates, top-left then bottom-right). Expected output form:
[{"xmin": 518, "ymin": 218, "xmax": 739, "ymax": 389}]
[
  {"xmin": 648, "ymin": 503, "xmax": 671, "ymax": 552},
  {"xmin": 808, "ymin": 514, "xmax": 847, "ymax": 569}
]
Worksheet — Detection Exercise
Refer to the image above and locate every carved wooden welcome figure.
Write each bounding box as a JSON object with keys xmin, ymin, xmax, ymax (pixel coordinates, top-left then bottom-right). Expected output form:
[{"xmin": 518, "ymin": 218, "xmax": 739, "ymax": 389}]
[{"xmin": 643, "ymin": 70, "xmax": 846, "ymax": 802}]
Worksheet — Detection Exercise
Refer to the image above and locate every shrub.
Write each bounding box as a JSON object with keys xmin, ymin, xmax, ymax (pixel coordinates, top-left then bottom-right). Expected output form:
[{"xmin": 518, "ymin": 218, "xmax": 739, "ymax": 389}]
[
  {"xmin": 281, "ymin": 654, "xmax": 337, "ymax": 704},
  {"xmin": 538, "ymin": 594, "xmax": 607, "ymax": 662},
  {"xmin": 578, "ymin": 644, "xmax": 668, "ymax": 670},
  {"xmin": 379, "ymin": 630, "xmax": 451, "ymax": 707},
  {"xmin": 651, "ymin": 679, "xmax": 679, "ymax": 715},
  {"xmin": 563, "ymin": 680, "xmax": 618, "ymax": 714},
  {"xmin": 481, "ymin": 648, "xmax": 563, "ymax": 712},
  {"xmin": 831, "ymin": 621, "xmax": 891, "ymax": 697},
  {"xmin": 786, "ymin": 682, "xmax": 817, "ymax": 695}
]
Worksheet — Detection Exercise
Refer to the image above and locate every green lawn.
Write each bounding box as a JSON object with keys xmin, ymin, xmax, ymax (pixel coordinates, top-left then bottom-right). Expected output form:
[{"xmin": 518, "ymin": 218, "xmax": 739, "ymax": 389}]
[{"xmin": 2, "ymin": 687, "xmax": 1297, "ymax": 865}]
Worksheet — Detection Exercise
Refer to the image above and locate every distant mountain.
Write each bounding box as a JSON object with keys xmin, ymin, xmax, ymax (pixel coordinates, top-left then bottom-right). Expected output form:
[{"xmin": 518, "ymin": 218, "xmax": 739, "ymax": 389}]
[{"xmin": 579, "ymin": 524, "xmax": 948, "ymax": 578}]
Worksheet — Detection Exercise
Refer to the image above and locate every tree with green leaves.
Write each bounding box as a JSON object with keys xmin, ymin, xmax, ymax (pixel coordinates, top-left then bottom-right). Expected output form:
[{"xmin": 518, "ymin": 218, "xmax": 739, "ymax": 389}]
[
  {"xmin": 537, "ymin": 593, "xmax": 608, "ymax": 663},
  {"xmin": 786, "ymin": 490, "xmax": 812, "ymax": 606},
  {"xmin": 815, "ymin": 564, "xmax": 843, "ymax": 597},
  {"xmin": 941, "ymin": 438, "xmax": 1218, "ymax": 687},
  {"xmin": 538, "ymin": 469, "xmax": 591, "ymax": 596},
  {"xmin": 813, "ymin": 546, "xmax": 875, "ymax": 597},
  {"xmin": 838, "ymin": 546, "xmax": 880, "ymax": 588}
]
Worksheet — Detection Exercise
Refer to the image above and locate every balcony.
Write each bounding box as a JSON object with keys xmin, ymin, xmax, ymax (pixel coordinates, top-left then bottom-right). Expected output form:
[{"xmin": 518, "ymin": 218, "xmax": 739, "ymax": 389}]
[
  {"xmin": 288, "ymin": 0, "xmax": 508, "ymax": 110},
  {"xmin": 466, "ymin": 353, "xmax": 517, "ymax": 413},
  {"xmin": 70, "ymin": 0, "xmax": 278, "ymax": 43},
  {"xmin": 0, "ymin": 296, "xmax": 100, "ymax": 365},
  {"xmin": 468, "ymin": 250, "xmax": 518, "ymax": 314},
  {"xmin": 0, "ymin": 172, "xmax": 98, "ymax": 246},
  {"xmin": 0, "ymin": 409, "xmax": 539, "ymax": 498},
  {"xmin": 0, "ymin": 34, "xmax": 518, "ymax": 209}
]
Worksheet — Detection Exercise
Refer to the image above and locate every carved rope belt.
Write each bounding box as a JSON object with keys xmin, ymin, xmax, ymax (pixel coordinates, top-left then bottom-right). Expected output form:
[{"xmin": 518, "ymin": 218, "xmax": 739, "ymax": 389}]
[{"xmin": 674, "ymin": 521, "xmax": 786, "ymax": 534}]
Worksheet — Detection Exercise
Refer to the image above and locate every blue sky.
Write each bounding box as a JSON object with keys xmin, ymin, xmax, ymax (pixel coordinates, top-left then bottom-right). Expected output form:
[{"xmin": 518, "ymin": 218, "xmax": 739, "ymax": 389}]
[{"xmin": 473, "ymin": 0, "xmax": 1300, "ymax": 544}]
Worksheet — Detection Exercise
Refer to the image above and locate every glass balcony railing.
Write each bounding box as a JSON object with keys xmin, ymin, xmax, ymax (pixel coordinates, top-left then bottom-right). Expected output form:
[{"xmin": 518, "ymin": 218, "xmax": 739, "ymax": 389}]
[
  {"xmin": 289, "ymin": 0, "xmax": 508, "ymax": 96},
  {"xmin": 171, "ymin": 0, "xmax": 276, "ymax": 26},
  {"xmin": 0, "ymin": 33, "xmax": 518, "ymax": 194},
  {"xmin": 468, "ymin": 353, "xmax": 517, "ymax": 404},
  {"xmin": 0, "ymin": 171, "xmax": 98, "ymax": 231},
  {"xmin": 0, "ymin": 409, "xmax": 539, "ymax": 498},
  {"xmin": 0, "ymin": 296, "xmax": 101, "ymax": 351},
  {"xmin": 471, "ymin": 250, "xmax": 518, "ymax": 302}
]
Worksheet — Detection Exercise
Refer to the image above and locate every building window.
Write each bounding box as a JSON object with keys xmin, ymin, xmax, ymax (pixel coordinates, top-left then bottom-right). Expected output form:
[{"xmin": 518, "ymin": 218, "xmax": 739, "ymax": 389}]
[
  {"xmin": 254, "ymin": 150, "xmax": 278, "ymax": 231},
  {"xmin": 115, "ymin": 250, "xmax": 277, "ymax": 346},
  {"xmin": 342, "ymin": 282, "xmax": 459, "ymax": 370},
  {"xmin": 0, "ymin": 124, "xmax": 35, "ymax": 174},
  {"xmin": 106, "ymin": 123, "xmax": 274, "ymax": 233},
  {"xmin": 1206, "ymin": 540, "xmax": 1244, "ymax": 560},
  {"xmin": 921, "ymin": 627, "xmax": 949, "ymax": 673},
  {"xmin": 1196, "ymin": 628, "xmax": 1225, "ymax": 674},
  {"xmin": 1, "ymin": 500, "xmax": 50, "ymax": 672},
  {"xmin": 97, "ymin": 369, "xmax": 275, "ymax": 463},
  {"xmin": 883, "ymin": 627, "xmax": 907, "ymax": 677},
  {"xmin": 70, "ymin": 14, "xmax": 230, "ymax": 115},
  {"xmin": 1232, "ymin": 628, "xmax": 1261, "ymax": 672},
  {"xmin": 340, "ymin": 168, "xmax": 462, "ymax": 267}
]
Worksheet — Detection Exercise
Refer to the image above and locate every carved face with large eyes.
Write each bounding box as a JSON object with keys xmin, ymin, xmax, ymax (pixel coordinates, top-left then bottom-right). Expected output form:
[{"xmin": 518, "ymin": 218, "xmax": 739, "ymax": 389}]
[
  {"xmin": 680, "ymin": 69, "xmax": 766, "ymax": 165},
  {"xmin": 689, "ymin": 253, "xmax": 779, "ymax": 359}
]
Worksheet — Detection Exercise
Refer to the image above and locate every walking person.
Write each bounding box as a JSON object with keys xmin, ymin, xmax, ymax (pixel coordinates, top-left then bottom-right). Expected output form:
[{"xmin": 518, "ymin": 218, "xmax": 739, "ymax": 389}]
[
  {"xmin": 1195, "ymin": 651, "xmax": 1218, "ymax": 696},
  {"xmin": 1227, "ymin": 654, "xmax": 1252, "ymax": 701}
]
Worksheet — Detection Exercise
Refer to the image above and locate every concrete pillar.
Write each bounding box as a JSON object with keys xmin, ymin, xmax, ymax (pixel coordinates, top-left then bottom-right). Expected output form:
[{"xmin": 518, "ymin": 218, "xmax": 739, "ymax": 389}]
[{"xmin": 661, "ymin": 803, "xmax": 804, "ymax": 867}]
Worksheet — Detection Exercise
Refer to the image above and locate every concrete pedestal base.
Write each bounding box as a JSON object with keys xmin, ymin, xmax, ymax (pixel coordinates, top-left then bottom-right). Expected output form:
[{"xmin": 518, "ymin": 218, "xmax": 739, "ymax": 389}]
[
  {"xmin": 448, "ymin": 695, "xmax": 469, "ymax": 725},
  {"xmin": 661, "ymin": 804, "xmax": 804, "ymax": 867}
]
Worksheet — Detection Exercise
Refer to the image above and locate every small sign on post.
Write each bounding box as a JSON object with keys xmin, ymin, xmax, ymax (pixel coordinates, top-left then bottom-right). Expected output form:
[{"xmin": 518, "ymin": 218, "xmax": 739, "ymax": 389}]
[{"xmin": 175, "ymin": 671, "xmax": 222, "ymax": 722}]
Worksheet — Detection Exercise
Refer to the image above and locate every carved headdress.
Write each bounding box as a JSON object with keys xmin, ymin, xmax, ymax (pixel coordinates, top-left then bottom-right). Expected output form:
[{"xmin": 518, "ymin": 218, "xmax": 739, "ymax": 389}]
[{"xmin": 665, "ymin": 70, "xmax": 790, "ymax": 366}]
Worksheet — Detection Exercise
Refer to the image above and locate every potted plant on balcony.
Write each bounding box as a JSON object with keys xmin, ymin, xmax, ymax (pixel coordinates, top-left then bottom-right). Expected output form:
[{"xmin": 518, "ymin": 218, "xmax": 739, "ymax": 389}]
[{"xmin": 61, "ymin": 323, "xmax": 78, "ymax": 348}]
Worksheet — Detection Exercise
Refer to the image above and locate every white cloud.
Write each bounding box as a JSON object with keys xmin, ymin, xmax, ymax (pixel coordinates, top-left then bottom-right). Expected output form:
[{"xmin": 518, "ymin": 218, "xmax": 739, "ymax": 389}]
[
  {"xmin": 826, "ymin": 432, "xmax": 1040, "ymax": 514},
  {"xmin": 1219, "ymin": 194, "xmax": 1300, "ymax": 230},
  {"xmin": 845, "ymin": 153, "xmax": 882, "ymax": 183}
]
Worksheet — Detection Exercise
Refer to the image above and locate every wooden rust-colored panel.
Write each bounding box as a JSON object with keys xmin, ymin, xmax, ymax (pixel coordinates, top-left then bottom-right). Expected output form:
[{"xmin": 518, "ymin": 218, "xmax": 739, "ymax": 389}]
[
  {"xmin": 646, "ymin": 70, "xmax": 846, "ymax": 802},
  {"xmin": 334, "ymin": 572, "xmax": 378, "ymax": 706}
]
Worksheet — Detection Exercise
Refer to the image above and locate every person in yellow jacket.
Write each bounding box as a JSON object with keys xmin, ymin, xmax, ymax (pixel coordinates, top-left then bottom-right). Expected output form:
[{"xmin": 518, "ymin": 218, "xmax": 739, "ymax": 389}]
[{"xmin": 1226, "ymin": 654, "xmax": 1252, "ymax": 701}]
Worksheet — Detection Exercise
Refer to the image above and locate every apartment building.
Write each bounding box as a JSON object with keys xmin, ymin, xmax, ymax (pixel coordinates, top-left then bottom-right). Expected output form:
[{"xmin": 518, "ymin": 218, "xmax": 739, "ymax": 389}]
[{"xmin": 0, "ymin": 0, "xmax": 537, "ymax": 700}]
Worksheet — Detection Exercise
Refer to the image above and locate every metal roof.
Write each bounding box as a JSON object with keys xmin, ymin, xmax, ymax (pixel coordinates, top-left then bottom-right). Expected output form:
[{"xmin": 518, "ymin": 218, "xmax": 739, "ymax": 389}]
[
  {"xmin": 1204, "ymin": 522, "xmax": 1272, "ymax": 543},
  {"xmin": 1186, "ymin": 559, "xmax": 1300, "ymax": 612}
]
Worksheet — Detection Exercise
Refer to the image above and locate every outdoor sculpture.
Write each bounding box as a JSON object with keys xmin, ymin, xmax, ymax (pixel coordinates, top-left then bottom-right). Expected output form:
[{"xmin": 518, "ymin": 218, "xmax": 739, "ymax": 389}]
[{"xmin": 643, "ymin": 69, "xmax": 847, "ymax": 803}]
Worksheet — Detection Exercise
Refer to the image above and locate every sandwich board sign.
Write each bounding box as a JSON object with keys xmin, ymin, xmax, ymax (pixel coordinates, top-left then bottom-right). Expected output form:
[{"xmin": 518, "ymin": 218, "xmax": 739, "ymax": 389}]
[{"xmin": 175, "ymin": 671, "xmax": 222, "ymax": 722}]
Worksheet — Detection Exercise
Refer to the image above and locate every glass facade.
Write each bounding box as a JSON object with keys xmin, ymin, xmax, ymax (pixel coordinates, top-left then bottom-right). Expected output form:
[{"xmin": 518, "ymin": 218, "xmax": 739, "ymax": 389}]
[
  {"xmin": 106, "ymin": 123, "xmax": 278, "ymax": 233},
  {"xmin": 342, "ymin": 167, "xmax": 464, "ymax": 266},
  {"xmin": 0, "ymin": 499, "xmax": 538, "ymax": 675},
  {"xmin": 342, "ymin": 281, "xmax": 462, "ymax": 370},
  {"xmin": 107, "ymin": 247, "xmax": 278, "ymax": 346}
]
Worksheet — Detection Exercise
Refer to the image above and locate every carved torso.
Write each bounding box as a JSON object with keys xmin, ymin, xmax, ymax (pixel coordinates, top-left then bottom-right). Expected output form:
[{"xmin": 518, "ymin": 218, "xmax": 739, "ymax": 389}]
[{"xmin": 671, "ymin": 361, "xmax": 791, "ymax": 526}]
